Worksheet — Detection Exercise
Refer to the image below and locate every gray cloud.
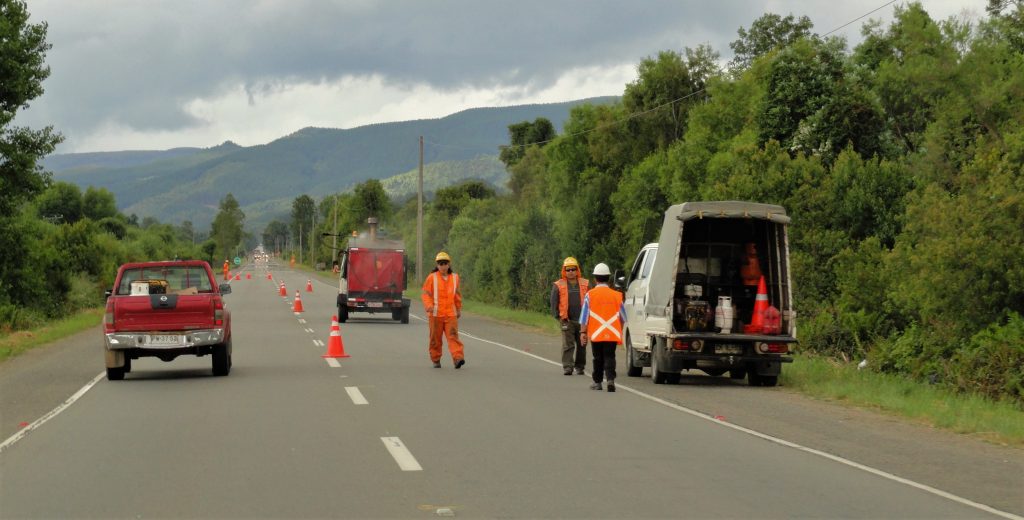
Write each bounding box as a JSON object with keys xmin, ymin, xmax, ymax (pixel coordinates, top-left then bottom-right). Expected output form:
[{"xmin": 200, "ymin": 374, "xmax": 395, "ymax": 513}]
[{"xmin": 17, "ymin": 0, "xmax": 986, "ymax": 151}]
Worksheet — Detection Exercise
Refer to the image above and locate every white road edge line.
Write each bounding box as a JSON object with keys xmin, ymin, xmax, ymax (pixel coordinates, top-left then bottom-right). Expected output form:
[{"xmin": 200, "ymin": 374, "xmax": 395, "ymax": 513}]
[
  {"xmin": 412, "ymin": 313, "xmax": 1023, "ymax": 520},
  {"xmin": 345, "ymin": 386, "xmax": 369, "ymax": 405},
  {"xmin": 324, "ymin": 358, "xmax": 341, "ymax": 368},
  {"xmin": 381, "ymin": 436, "xmax": 422, "ymax": 471},
  {"xmin": 0, "ymin": 371, "xmax": 105, "ymax": 454}
]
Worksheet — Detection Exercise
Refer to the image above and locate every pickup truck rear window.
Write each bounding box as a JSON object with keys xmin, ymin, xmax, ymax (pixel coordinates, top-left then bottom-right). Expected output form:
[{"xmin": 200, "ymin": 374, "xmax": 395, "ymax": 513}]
[{"xmin": 116, "ymin": 266, "xmax": 214, "ymax": 295}]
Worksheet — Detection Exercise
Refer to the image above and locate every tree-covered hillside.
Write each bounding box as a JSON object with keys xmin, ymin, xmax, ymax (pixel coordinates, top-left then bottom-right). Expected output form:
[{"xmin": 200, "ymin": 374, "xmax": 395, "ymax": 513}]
[{"xmin": 46, "ymin": 98, "xmax": 616, "ymax": 230}]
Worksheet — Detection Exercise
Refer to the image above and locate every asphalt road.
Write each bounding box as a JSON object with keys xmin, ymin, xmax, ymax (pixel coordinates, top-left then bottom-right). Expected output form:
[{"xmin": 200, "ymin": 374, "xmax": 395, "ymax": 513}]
[{"xmin": 1, "ymin": 263, "xmax": 1021, "ymax": 519}]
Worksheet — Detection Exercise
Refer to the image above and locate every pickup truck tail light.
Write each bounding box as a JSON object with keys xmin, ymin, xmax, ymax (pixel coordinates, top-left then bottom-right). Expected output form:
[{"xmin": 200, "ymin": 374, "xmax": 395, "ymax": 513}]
[
  {"xmin": 104, "ymin": 299, "xmax": 115, "ymax": 332},
  {"xmin": 756, "ymin": 342, "xmax": 788, "ymax": 354},
  {"xmin": 213, "ymin": 297, "xmax": 224, "ymax": 326},
  {"xmin": 671, "ymin": 339, "xmax": 703, "ymax": 351}
]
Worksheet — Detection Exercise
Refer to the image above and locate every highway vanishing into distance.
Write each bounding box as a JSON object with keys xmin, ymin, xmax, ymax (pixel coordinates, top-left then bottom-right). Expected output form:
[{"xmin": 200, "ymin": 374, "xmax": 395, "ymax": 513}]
[{"xmin": 2, "ymin": 262, "xmax": 1022, "ymax": 519}]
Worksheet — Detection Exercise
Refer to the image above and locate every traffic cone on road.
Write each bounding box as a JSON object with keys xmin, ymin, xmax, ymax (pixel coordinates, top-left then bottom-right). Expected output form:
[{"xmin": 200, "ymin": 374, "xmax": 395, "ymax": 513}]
[
  {"xmin": 306, "ymin": 279, "xmax": 313, "ymax": 292},
  {"xmin": 267, "ymin": 272, "xmax": 272, "ymax": 280},
  {"xmin": 292, "ymin": 291, "xmax": 304, "ymax": 313},
  {"xmin": 322, "ymin": 316, "xmax": 350, "ymax": 358},
  {"xmin": 745, "ymin": 276, "xmax": 769, "ymax": 334},
  {"xmin": 279, "ymin": 282, "xmax": 286, "ymax": 297},
  {"xmin": 235, "ymin": 274, "xmax": 241, "ymax": 281},
  {"xmin": 246, "ymin": 272, "xmax": 251, "ymax": 280}
]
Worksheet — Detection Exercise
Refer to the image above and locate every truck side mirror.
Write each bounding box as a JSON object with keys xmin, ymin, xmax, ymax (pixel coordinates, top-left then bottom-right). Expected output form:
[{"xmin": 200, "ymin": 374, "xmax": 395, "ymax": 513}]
[
  {"xmin": 613, "ymin": 270, "xmax": 626, "ymax": 290},
  {"xmin": 104, "ymin": 288, "xmax": 113, "ymax": 298},
  {"xmin": 219, "ymin": 284, "xmax": 232, "ymax": 295}
]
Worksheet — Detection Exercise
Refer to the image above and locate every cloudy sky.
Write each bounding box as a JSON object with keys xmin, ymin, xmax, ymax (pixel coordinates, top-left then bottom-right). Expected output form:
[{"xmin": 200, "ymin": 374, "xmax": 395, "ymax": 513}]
[{"xmin": 18, "ymin": 0, "xmax": 986, "ymax": 154}]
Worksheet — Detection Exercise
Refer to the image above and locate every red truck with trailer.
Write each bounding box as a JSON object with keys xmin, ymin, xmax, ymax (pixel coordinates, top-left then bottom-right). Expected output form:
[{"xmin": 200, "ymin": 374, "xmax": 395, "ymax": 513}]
[
  {"xmin": 103, "ymin": 260, "xmax": 233, "ymax": 380},
  {"xmin": 336, "ymin": 217, "xmax": 411, "ymax": 323}
]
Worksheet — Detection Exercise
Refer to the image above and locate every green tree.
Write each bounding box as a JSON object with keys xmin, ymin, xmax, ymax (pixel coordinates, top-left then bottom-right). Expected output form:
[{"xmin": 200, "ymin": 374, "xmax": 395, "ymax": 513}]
[
  {"xmin": 262, "ymin": 219, "xmax": 289, "ymax": 253},
  {"xmin": 35, "ymin": 181, "xmax": 83, "ymax": 224},
  {"xmin": 210, "ymin": 193, "xmax": 245, "ymax": 260},
  {"xmin": 352, "ymin": 179, "xmax": 392, "ymax": 223},
  {"xmin": 499, "ymin": 118, "xmax": 555, "ymax": 168},
  {"xmin": 0, "ymin": 0, "xmax": 62, "ymax": 218},
  {"xmin": 290, "ymin": 194, "xmax": 315, "ymax": 245},
  {"xmin": 81, "ymin": 186, "xmax": 118, "ymax": 220},
  {"xmin": 729, "ymin": 12, "xmax": 814, "ymax": 71}
]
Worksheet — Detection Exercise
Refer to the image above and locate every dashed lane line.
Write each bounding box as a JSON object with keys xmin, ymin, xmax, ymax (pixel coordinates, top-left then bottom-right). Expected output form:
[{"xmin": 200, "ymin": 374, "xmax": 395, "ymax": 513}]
[
  {"xmin": 381, "ymin": 437, "xmax": 422, "ymax": 471},
  {"xmin": 345, "ymin": 386, "xmax": 368, "ymax": 405},
  {"xmin": 324, "ymin": 358, "xmax": 341, "ymax": 368}
]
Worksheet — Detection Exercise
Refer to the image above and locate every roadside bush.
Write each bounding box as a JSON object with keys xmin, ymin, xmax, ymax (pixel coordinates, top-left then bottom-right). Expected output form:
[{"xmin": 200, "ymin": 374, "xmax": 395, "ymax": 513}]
[
  {"xmin": 64, "ymin": 273, "xmax": 103, "ymax": 314},
  {"xmin": 797, "ymin": 306, "xmax": 861, "ymax": 359},
  {"xmin": 947, "ymin": 313, "xmax": 1024, "ymax": 406}
]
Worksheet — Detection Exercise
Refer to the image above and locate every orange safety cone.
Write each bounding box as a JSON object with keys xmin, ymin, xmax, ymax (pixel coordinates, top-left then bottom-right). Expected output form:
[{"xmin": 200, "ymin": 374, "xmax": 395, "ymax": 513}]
[
  {"xmin": 292, "ymin": 291, "xmax": 304, "ymax": 313},
  {"xmin": 267, "ymin": 272, "xmax": 272, "ymax": 280},
  {"xmin": 235, "ymin": 274, "xmax": 241, "ymax": 281},
  {"xmin": 322, "ymin": 315, "xmax": 350, "ymax": 358},
  {"xmin": 246, "ymin": 272, "xmax": 251, "ymax": 280},
  {"xmin": 279, "ymin": 282, "xmax": 286, "ymax": 297},
  {"xmin": 306, "ymin": 279, "xmax": 313, "ymax": 292},
  {"xmin": 745, "ymin": 276, "xmax": 768, "ymax": 334}
]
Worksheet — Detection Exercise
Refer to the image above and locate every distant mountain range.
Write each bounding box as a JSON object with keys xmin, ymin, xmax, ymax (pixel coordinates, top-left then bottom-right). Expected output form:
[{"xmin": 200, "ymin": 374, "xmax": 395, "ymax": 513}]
[{"xmin": 44, "ymin": 96, "xmax": 617, "ymax": 231}]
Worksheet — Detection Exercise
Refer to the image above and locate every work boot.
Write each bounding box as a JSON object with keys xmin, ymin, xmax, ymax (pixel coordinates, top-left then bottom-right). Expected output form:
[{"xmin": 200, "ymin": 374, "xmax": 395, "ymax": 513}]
[
  {"xmin": 454, "ymin": 359, "xmax": 465, "ymax": 369},
  {"xmin": 564, "ymin": 368, "xmax": 573, "ymax": 375},
  {"xmin": 590, "ymin": 381, "xmax": 602, "ymax": 391},
  {"xmin": 607, "ymin": 380, "xmax": 616, "ymax": 392},
  {"xmin": 432, "ymin": 361, "xmax": 441, "ymax": 368},
  {"xmin": 575, "ymin": 368, "xmax": 585, "ymax": 375}
]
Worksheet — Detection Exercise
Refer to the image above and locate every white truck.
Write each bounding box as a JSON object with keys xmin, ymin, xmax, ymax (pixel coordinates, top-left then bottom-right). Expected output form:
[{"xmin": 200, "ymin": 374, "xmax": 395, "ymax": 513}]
[{"xmin": 619, "ymin": 201, "xmax": 796, "ymax": 386}]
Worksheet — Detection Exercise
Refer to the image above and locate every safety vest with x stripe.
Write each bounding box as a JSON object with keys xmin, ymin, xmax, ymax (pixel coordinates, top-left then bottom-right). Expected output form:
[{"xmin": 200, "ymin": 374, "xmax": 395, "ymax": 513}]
[{"xmin": 581, "ymin": 285, "xmax": 625, "ymax": 344}]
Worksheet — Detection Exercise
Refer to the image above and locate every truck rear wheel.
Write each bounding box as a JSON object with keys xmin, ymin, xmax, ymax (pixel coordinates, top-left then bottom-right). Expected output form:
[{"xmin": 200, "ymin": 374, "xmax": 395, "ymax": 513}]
[
  {"xmin": 625, "ymin": 334, "xmax": 642, "ymax": 377},
  {"xmin": 651, "ymin": 347, "xmax": 668, "ymax": 384},
  {"xmin": 106, "ymin": 366, "xmax": 125, "ymax": 381},
  {"xmin": 212, "ymin": 341, "xmax": 231, "ymax": 376},
  {"xmin": 401, "ymin": 307, "xmax": 409, "ymax": 324}
]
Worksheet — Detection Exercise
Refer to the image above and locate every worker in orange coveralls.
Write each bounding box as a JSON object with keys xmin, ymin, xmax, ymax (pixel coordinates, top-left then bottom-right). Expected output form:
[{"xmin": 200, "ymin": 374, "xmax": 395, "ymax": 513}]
[
  {"xmin": 223, "ymin": 259, "xmax": 230, "ymax": 280},
  {"xmin": 421, "ymin": 251, "xmax": 465, "ymax": 369}
]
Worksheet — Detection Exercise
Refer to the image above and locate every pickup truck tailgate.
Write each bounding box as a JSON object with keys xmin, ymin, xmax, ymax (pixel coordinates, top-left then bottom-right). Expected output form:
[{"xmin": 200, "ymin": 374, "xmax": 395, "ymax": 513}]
[{"xmin": 113, "ymin": 295, "xmax": 215, "ymax": 331}]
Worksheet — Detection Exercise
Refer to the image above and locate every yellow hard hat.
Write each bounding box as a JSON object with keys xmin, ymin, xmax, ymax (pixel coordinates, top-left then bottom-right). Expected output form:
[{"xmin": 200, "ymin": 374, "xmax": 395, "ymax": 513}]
[
  {"xmin": 562, "ymin": 256, "xmax": 579, "ymax": 268},
  {"xmin": 435, "ymin": 251, "xmax": 451, "ymax": 262}
]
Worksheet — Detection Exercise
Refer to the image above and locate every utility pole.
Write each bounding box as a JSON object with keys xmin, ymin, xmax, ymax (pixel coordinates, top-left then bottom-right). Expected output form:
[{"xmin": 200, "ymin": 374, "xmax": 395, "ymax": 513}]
[
  {"xmin": 299, "ymin": 223, "xmax": 303, "ymax": 265},
  {"xmin": 310, "ymin": 211, "xmax": 316, "ymax": 268},
  {"xmin": 417, "ymin": 135, "xmax": 424, "ymax": 283},
  {"xmin": 332, "ymin": 198, "xmax": 338, "ymax": 255}
]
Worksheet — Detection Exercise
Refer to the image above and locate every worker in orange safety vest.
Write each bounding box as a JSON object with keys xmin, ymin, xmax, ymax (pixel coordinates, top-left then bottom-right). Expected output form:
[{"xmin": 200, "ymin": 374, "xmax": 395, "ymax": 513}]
[
  {"xmin": 579, "ymin": 263, "xmax": 626, "ymax": 392},
  {"xmin": 222, "ymin": 259, "xmax": 230, "ymax": 280},
  {"xmin": 421, "ymin": 251, "xmax": 465, "ymax": 369},
  {"xmin": 550, "ymin": 257, "xmax": 589, "ymax": 375}
]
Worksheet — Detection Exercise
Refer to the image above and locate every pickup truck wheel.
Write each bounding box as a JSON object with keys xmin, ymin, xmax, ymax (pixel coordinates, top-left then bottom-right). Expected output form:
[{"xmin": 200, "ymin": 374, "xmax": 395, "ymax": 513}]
[
  {"xmin": 747, "ymin": 370, "xmax": 763, "ymax": 386},
  {"xmin": 106, "ymin": 366, "xmax": 125, "ymax": 381},
  {"xmin": 123, "ymin": 356, "xmax": 132, "ymax": 373},
  {"xmin": 651, "ymin": 347, "xmax": 667, "ymax": 384},
  {"xmin": 760, "ymin": 375, "xmax": 778, "ymax": 387},
  {"xmin": 400, "ymin": 307, "xmax": 409, "ymax": 324},
  {"xmin": 625, "ymin": 334, "xmax": 642, "ymax": 377},
  {"xmin": 212, "ymin": 342, "xmax": 231, "ymax": 376}
]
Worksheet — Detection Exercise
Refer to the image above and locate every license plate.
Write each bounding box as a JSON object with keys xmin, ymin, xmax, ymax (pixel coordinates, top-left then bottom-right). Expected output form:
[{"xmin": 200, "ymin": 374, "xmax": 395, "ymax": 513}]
[
  {"xmin": 149, "ymin": 334, "xmax": 182, "ymax": 346},
  {"xmin": 715, "ymin": 345, "xmax": 743, "ymax": 355},
  {"xmin": 367, "ymin": 302, "xmax": 383, "ymax": 308}
]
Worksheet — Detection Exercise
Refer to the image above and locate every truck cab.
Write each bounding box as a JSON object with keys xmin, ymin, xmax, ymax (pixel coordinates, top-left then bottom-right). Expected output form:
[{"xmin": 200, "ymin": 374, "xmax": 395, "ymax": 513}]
[{"xmin": 621, "ymin": 201, "xmax": 796, "ymax": 386}]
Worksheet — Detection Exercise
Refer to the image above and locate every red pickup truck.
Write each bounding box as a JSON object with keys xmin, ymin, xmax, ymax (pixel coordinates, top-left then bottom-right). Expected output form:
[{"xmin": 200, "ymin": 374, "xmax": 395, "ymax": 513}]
[{"xmin": 103, "ymin": 260, "xmax": 233, "ymax": 380}]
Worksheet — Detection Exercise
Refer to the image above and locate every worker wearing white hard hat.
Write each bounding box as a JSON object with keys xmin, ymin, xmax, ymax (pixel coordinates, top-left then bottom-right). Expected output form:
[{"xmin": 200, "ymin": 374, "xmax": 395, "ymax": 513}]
[{"xmin": 579, "ymin": 262, "xmax": 626, "ymax": 392}]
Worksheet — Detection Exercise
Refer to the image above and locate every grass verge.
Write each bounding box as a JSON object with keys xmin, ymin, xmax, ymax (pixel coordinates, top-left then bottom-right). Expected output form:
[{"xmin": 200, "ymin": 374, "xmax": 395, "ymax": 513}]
[
  {"xmin": 781, "ymin": 354, "xmax": 1024, "ymax": 447},
  {"xmin": 0, "ymin": 307, "xmax": 103, "ymax": 363}
]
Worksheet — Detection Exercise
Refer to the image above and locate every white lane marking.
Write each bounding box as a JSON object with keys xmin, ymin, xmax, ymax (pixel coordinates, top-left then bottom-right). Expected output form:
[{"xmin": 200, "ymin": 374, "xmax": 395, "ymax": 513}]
[
  {"xmin": 345, "ymin": 386, "xmax": 368, "ymax": 405},
  {"xmin": 0, "ymin": 371, "xmax": 105, "ymax": 454},
  {"xmin": 325, "ymin": 358, "xmax": 341, "ymax": 368},
  {"xmin": 412, "ymin": 312, "xmax": 1024, "ymax": 520},
  {"xmin": 297, "ymin": 317, "xmax": 306, "ymax": 323},
  {"xmin": 313, "ymin": 339, "xmax": 325, "ymax": 347},
  {"xmin": 381, "ymin": 437, "xmax": 422, "ymax": 471}
]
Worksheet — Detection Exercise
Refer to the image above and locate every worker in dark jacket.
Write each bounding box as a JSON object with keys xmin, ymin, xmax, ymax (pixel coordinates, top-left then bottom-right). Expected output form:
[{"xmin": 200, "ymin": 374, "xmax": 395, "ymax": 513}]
[{"xmin": 550, "ymin": 257, "xmax": 589, "ymax": 375}]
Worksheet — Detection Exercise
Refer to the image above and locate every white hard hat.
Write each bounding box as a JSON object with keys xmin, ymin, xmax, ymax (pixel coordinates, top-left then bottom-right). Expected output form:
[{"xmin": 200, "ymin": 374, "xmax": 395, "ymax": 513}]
[{"xmin": 593, "ymin": 263, "xmax": 611, "ymax": 276}]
